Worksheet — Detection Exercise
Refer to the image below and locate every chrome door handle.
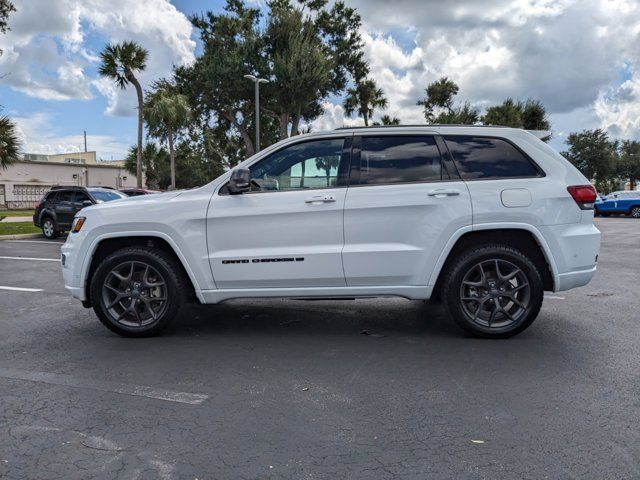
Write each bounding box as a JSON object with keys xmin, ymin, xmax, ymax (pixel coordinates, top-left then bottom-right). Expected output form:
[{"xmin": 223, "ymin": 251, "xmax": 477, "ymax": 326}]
[
  {"xmin": 305, "ymin": 195, "xmax": 336, "ymax": 203},
  {"xmin": 428, "ymin": 189, "xmax": 460, "ymax": 197}
]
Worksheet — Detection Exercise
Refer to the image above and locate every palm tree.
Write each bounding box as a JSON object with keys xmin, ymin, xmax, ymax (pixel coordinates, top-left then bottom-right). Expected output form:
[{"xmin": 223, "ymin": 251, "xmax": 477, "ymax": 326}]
[
  {"xmin": 144, "ymin": 83, "xmax": 191, "ymax": 190},
  {"xmin": 99, "ymin": 41, "xmax": 148, "ymax": 188},
  {"xmin": 343, "ymin": 79, "xmax": 388, "ymax": 126},
  {"xmin": 0, "ymin": 115, "xmax": 20, "ymax": 169}
]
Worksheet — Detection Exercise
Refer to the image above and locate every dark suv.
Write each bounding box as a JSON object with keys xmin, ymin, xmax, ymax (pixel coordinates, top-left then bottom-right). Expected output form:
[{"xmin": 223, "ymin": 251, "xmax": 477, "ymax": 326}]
[{"xmin": 33, "ymin": 186, "xmax": 127, "ymax": 239}]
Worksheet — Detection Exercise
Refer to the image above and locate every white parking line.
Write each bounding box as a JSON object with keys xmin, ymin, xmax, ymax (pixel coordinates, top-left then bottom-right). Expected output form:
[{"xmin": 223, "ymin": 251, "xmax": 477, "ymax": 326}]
[
  {"xmin": 544, "ymin": 295, "xmax": 565, "ymax": 300},
  {"xmin": 0, "ymin": 286, "xmax": 43, "ymax": 292},
  {"xmin": 0, "ymin": 256, "xmax": 59, "ymax": 262},
  {"xmin": 0, "ymin": 367, "xmax": 209, "ymax": 405},
  {"xmin": 1, "ymin": 240, "xmax": 64, "ymax": 245}
]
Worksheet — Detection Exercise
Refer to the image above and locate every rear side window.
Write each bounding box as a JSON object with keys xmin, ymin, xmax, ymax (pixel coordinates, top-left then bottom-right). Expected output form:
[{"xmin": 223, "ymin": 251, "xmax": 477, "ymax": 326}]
[
  {"xmin": 56, "ymin": 191, "xmax": 74, "ymax": 202},
  {"xmin": 443, "ymin": 136, "xmax": 541, "ymax": 180},
  {"xmin": 356, "ymin": 136, "xmax": 442, "ymax": 185}
]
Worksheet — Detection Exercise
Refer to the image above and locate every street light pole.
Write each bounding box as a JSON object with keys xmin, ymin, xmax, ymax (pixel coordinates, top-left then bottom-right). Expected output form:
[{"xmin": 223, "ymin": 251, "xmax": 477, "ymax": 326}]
[{"xmin": 244, "ymin": 74, "xmax": 270, "ymax": 153}]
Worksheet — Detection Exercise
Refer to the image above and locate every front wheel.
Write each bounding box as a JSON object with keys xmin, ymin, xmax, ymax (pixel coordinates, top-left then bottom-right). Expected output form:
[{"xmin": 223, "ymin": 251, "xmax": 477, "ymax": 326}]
[
  {"xmin": 629, "ymin": 206, "xmax": 640, "ymax": 218},
  {"xmin": 441, "ymin": 245, "xmax": 544, "ymax": 338},
  {"xmin": 90, "ymin": 247, "xmax": 188, "ymax": 337}
]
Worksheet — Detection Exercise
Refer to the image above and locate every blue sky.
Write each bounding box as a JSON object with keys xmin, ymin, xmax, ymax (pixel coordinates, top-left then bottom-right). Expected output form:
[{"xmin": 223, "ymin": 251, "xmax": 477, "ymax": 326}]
[{"xmin": 1, "ymin": 0, "xmax": 639, "ymax": 160}]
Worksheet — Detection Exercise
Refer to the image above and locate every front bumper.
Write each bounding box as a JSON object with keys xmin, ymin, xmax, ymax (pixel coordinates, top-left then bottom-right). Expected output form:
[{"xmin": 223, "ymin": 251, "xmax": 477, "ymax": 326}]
[{"xmin": 61, "ymin": 232, "xmax": 88, "ymax": 301}]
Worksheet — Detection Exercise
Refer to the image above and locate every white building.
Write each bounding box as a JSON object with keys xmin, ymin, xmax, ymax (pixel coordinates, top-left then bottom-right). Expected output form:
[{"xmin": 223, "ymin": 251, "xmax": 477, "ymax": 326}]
[{"xmin": 0, "ymin": 152, "xmax": 140, "ymax": 209}]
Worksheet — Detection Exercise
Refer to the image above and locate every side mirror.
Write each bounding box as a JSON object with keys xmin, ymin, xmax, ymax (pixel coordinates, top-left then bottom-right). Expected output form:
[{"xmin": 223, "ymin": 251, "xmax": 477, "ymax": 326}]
[
  {"xmin": 228, "ymin": 167, "xmax": 251, "ymax": 194},
  {"xmin": 82, "ymin": 200, "xmax": 93, "ymax": 207}
]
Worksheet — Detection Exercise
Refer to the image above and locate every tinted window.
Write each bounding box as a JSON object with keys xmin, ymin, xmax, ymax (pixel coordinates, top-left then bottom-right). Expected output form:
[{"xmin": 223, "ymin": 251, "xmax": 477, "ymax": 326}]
[
  {"xmin": 248, "ymin": 138, "xmax": 345, "ymax": 192},
  {"xmin": 90, "ymin": 190, "xmax": 126, "ymax": 202},
  {"xmin": 73, "ymin": 192, "xmax": 91, "ymax": 203},
  {"xmin": 56, "ymin": 191, "xmax": 74, "ymax": 202},
  {"xmin": 357, "ymin": 136, "xmax": 442, "ymax": 185},
  {"xmin": 444, "ymin": 136, "xmax": 540, "ymax": 179}
]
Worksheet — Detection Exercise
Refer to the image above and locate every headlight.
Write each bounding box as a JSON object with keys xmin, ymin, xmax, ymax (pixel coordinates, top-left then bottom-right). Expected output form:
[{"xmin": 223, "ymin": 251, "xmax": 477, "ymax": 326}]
[{"xmin": 71, "ymin": 216, "xmax": 86, "ymax": 233}]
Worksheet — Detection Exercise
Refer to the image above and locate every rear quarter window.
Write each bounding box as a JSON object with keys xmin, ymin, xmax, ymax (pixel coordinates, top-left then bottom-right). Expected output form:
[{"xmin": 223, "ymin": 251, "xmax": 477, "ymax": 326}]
[{"xmin": 443, "ymin": 136, "xmax": 542, "ymax": 180}]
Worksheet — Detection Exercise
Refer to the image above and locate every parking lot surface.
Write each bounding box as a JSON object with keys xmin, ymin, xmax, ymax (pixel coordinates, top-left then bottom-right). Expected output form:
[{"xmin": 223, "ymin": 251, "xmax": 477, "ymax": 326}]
[{"xmin": 0, "ymin": 217, "xmax": 639, "ymax": 479}]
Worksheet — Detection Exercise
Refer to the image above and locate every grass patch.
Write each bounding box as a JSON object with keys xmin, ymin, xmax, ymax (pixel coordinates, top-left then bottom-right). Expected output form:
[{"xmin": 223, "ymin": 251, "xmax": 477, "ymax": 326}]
[
  {"xmin": 0, "ymin": 209, "xmax": 35, "ymax": 217},
  {"xmin": 0, "ymin": 222, "xmax": 41, "ymax": 236}
]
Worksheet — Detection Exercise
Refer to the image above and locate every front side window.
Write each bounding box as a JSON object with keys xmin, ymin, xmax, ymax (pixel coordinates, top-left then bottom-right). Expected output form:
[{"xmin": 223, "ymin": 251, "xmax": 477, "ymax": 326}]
[
  {"xmin": 443, "ymin": 136, "xmax": 541, "ymax": 180},
  {"xmin": 247, "ymin": 138, "xmax": 346, "ymax": 192},
  {"xmin": 355, "ymin": 136, "xmax": 442, "ymax": 185}
]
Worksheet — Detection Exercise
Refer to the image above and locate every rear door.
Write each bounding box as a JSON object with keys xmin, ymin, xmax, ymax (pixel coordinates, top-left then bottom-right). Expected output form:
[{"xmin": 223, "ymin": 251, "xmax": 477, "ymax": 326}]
[
  {"xmin": 342, "ymin": 134, "xmax": 472, "ymax": 286},
  {"xmin": 54, "ymin": 190, "xmax": 75, "ymax": 227}
]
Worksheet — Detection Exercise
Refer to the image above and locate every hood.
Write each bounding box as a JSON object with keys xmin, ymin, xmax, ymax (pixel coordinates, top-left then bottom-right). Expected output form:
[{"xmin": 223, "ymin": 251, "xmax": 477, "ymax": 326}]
[{"xmin": 82, "ymin": 190, "xmax": 184, "ymax": 213}]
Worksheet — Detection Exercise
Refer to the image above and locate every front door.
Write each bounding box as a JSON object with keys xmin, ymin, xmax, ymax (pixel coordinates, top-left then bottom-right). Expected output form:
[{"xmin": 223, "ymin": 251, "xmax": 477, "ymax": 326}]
[
  {"xmin": 207, "ymin": 136, "xmax": 352, "ymax": 289},
  {"xmin": 342, "ymin": 134, "xmax": 472, "ymax": 286}
]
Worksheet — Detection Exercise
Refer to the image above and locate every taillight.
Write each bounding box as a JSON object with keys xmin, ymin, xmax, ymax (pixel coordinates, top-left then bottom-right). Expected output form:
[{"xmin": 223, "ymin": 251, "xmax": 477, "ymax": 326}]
[
  {"xmin": 34, "ymin": 202, "xmax": 40, "ymax": 209},
  {"xmin": 567, "ymin": 185, "xmax": 597, "ymax": 210}
]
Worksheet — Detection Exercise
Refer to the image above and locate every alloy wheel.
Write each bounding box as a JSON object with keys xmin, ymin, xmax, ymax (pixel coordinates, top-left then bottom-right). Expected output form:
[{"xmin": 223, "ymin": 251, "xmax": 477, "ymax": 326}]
[
  {"xmin": 459, "ymin": 259, "xmax": 531, "ymax": 329},
  {"xmin": 102, "ymin": 261, "xmax": 168, "ymax": 327},
  {"xmin": 43, "ymin": 220, "xmax": 54, "ymax": 237}
]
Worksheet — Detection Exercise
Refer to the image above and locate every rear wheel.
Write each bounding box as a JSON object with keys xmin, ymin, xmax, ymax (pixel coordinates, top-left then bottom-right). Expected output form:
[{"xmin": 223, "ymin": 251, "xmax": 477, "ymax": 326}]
[
  {"xmin": 42, "ymin": 217, "xmax": 59, "ymax": 239},
  {"xmin": 629, "ymin": 206, "xmax": 640, "ymax": 218},
  {"xmin": 441, "ymin": 245, "xmax": 544, "ymax": 338},
  {"xmin": 90, "ymin": 247, "xmax": 187, "ymax": 337}
]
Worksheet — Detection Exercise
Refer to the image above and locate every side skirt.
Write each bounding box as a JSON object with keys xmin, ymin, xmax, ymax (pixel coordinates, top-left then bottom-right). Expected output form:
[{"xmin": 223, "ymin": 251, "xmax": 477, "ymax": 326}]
[{"xmin": 198, "ymin": 285, "xmax": 432, "ymax": 304}]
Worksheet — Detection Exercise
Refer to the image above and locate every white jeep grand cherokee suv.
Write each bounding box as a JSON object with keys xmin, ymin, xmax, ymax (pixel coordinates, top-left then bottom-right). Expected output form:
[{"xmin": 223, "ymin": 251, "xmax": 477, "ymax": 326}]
[{"xmin": 61, "ymin": 126, "xmax": 600, "ymax": 338}]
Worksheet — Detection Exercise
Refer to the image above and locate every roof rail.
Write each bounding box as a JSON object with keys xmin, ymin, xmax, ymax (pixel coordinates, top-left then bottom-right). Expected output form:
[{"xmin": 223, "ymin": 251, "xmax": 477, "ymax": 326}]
[
  {"xmin": 334, "ymin": 124, "xmax": 513, "ymax": 130},
  {"xmin": 50, "ymin": 185, "xmax": 88, "ymax": 190}
]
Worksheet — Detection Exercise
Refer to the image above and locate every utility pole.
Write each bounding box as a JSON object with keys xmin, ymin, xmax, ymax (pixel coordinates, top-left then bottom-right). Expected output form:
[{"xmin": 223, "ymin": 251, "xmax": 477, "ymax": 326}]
[
  {"xmin": 83, "ymin": 130, "xmax": 87, "ymax": 153},
  {"xmin": 243, "ymin": 75, "xmax": 270, "ymax": 152}
]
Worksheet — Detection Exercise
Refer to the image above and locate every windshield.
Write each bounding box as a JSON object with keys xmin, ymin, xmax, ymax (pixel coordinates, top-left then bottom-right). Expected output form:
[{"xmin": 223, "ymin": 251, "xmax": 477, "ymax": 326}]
[{"xmin": 90, "ymin": 190, "xmax": 126, "ymax": 203}]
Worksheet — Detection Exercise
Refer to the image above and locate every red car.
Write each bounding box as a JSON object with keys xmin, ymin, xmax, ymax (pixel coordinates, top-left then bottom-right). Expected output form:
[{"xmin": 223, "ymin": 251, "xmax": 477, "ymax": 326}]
[{"xmin": 119, "ymin": 188, "xmax": 160, "ymax": 197}]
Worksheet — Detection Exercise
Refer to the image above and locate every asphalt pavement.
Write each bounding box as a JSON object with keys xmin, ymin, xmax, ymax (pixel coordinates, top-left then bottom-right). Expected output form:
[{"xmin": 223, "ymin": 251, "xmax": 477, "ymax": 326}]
[{"xmin": 0, "ymin": 218, "xmax": 639, "ymax": 479}]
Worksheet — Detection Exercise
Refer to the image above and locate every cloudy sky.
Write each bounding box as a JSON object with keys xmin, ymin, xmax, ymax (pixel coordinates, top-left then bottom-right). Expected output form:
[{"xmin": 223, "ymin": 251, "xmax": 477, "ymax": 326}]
[{"xmin": 0, "ymin": 0, "xmax": 639, "ymax": 159}]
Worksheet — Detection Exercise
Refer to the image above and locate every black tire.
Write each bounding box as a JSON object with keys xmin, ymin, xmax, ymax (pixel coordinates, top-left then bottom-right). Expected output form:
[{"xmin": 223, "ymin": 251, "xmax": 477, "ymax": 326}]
[
  {"xmin": 90, "ymin": 247, "xmax": 188, "ymax": 337},
  {"xmin": 629, "ymin": 206, "xmax": 640, "ymax": 218},
  {"xmin": 441, "ymin": 245, "xmax": 544, "ymax": 339},
  {"xmin": 41, "ymin": 217, "xmax": 60, "ymax": 239}
]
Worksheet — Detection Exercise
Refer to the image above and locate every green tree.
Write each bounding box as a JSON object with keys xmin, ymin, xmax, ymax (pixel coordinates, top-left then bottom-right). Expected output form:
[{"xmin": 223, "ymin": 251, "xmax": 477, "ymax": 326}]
[
  {"xmin": 417, "ymin": 77, "xmax": 459, "ymax": 123},
  {"xmin": 482, "ymin": 98, "xmax": 551, "ymax": 139},
  {"xmin": 343, "ymin": 78, "xmax": 388, "ymax": 126},
  {"xmin": 618, "ymin": 140, "xmax": 640, "ymax": 191},
  {"xmin": 99, "ymin": 41, "xmax": 149, "ymax": 188},
  {"xmin": 179, "ymin": 0, "xmax": 368, "ymax": 165},
  {"xmin": 0, "ymin": 115, "xmax": 20, "ymax": 169},
  {"xmin": 561, "ymin": 129, "xmax": 617, "ymax": 192},
  {"xmin": 434, "ymin": 102, "xmax": 479, "ymax": 125},
  {"xmin": 144, "ymin": 81, "xmax": 191, "ymax": 190},
  {"xmin": 266, "ymin": 6, "xmax": 332, "ymax": 137},
  {"xmin": 373, "ymin": 115, "xmax": 400, "ymax": 126},
  {"xmin": 417, "ymin": 77, "xmax": 479, "ymax": 124},
  {"xmin": 124, "ymin": 143, "xmax": 166, "ymax": 189},
  {"xmin": 0, "ymin": 0, "xmax": 15, "ymax": 56}
]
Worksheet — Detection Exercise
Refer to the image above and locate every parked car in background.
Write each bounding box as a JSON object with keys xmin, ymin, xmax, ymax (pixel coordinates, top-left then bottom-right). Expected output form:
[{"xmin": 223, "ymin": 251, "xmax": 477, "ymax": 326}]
[
  {"xmin": 61, "ymin": 126, "xmax": 600, "ymax": 339},
  {"xmin": 34, "ymin": 186, "xmax": 127, "ymax": 239},
  {"xmin": 595, "ymin": 191, "xmax": 640, "ymax": 217},
  {"xmin": 120, "ymin": 188, "xmax": 160, "ymax": 197}
]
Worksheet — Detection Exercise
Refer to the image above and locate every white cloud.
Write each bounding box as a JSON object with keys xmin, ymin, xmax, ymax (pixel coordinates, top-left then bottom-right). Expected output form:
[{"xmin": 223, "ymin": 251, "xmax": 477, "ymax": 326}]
[
  {"xmin": 595, "ymin": 72, "xmax": 640, "ymax": 139},
  {"xmin": 342, "ymin": 0, "xmax": 640, "ymax": 142},
  {"xmin": 0, "ymin": 0, "xmax": 195, "ymax": 114},
  {"xmin": 13, "ymin": 112, "xmax": 130, "ymax": 159}
]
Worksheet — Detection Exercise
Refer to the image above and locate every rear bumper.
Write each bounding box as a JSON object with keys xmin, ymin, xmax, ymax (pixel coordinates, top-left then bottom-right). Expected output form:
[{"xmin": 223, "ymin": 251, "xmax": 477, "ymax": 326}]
[{"xmin": 542, "ymin": 221, "xmax": 601, "ymax": 292}]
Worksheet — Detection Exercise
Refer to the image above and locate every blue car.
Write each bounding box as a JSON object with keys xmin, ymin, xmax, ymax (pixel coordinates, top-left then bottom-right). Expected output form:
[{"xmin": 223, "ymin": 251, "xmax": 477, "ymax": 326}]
[{"xmin": 595, "ymin": 191, "xmax": 640, "ymax": 217}]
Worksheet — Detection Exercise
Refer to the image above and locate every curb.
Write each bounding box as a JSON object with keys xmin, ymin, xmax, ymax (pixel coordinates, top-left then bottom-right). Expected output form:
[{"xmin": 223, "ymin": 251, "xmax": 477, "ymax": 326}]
[{"xmin": 0, "ymin": 233, "xmax": 44, "ymax": 240}]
